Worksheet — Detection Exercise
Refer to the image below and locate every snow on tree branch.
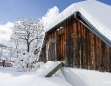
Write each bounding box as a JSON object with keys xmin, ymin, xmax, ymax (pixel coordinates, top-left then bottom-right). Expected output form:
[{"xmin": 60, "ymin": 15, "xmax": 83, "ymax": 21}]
[{"xmin": 10, "ymin": 18, "xmax": 45, "ymax": 72}]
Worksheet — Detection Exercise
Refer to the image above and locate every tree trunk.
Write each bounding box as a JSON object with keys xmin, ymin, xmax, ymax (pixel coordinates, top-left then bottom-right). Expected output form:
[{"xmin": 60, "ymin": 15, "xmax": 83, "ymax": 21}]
[{"xmin": 27, "ymin": 42, "xmax": 30, "ymax": 52}]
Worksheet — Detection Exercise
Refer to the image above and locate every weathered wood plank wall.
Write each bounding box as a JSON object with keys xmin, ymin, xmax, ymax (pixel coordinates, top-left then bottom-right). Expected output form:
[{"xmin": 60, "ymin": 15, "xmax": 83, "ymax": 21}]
[{"xmin": 40, "ymin": 16, "xmax": 111, "ymax": 72}]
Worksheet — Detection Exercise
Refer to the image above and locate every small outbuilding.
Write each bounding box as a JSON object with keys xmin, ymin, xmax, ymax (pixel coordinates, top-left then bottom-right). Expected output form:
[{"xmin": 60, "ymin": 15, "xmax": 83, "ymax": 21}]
[{"xmin": 39, "ymin": 0, "xmax": 111, "ymax": 72}]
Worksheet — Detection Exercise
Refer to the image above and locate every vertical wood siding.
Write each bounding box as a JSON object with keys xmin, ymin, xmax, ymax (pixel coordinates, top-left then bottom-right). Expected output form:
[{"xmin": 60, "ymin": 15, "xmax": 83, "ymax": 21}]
[{"xmin": 40, "ymin": 16, "xmax": 111, "ymax": 72}]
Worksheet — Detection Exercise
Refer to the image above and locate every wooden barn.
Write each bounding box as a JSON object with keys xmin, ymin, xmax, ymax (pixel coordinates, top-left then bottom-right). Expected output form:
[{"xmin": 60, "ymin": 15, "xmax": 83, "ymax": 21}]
[{"xmin": 39, "ymin": 0, "xmax": 111, "ymax": 72}]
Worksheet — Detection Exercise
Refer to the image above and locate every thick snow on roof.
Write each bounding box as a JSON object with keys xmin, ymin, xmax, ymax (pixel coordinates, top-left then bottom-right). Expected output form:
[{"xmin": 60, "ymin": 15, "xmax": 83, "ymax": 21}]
[{"xmin": 44, "ymin": 0, "xmax": 111, "ymax": 41}]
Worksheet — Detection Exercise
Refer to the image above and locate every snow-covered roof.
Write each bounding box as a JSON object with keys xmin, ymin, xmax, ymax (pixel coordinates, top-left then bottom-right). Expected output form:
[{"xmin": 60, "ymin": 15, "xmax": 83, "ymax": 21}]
[{"xmin": 44, "ymin": 0, "xmax": 111, "ymax": 42}]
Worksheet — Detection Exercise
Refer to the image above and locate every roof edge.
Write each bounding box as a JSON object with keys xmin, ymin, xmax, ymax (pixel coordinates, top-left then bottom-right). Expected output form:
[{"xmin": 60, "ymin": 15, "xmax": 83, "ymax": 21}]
[{"xmin": 75, "ymin": 11, "xmax": 111, "ymax": 48}]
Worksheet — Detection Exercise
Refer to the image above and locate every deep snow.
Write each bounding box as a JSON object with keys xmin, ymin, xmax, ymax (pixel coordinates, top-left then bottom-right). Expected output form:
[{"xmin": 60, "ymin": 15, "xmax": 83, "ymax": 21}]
[
  {"xmin": 60, "ymin": 67, "xmax": 111, "ymax": 86},
  {"xmin": 0, "ymin": 66, "xmax": 72, "ymax": 86},
  {"xmin": 0, "ymin": 61, "xmax": 111, "ymax": 86},
  {"xmin": 36, "ymin": 61, "xmax": 58, "ymax": 76}
]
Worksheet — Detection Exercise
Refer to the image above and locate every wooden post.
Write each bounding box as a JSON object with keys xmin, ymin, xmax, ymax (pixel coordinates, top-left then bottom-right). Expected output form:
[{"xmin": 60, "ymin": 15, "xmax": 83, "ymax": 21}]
[{"xmin": 45, "ymin": 62, "xmax": 64, "ymax": 77}]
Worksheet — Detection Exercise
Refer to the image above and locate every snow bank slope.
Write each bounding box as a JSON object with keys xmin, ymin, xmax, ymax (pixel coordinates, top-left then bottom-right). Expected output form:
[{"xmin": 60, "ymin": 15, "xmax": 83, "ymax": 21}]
[
  {"xmin": 36, "ymin": 61, "xmax": 58, "ymax": 76},
  {"xmin": 61, "ymin": 67, "xmax": 111, "ymax": 86},
  {"xmin": 0, "ymin": 67, "xmax": 72, "ymax": 86}
]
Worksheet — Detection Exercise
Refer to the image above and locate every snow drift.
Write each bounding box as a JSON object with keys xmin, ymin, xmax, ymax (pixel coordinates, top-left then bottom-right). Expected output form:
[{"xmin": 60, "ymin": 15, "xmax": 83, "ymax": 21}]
[
  {"xmin": 0, "ymin": 67, "xmax": 72, "ymax": 86},
  {"xmin": 60, "ymin": 67, "xmax": 111, "ymax": 86},
  {"xmin": 36, "ymin": 61, "xmax": 58, "ymax": 76}
]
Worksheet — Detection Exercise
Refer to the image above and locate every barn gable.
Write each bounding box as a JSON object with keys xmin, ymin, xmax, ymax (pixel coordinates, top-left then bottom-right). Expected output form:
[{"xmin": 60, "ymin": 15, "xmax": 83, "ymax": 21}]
[{"xmin": 39, "ymin": 0, "xmax": 111, "ymax": 72}]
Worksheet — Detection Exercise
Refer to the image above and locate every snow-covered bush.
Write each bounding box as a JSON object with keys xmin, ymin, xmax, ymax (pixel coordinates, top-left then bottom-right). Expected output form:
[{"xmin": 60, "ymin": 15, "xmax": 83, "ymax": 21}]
[{"xmin": 13, "ymin": 51, "xmax": 38, "ymax": 72}]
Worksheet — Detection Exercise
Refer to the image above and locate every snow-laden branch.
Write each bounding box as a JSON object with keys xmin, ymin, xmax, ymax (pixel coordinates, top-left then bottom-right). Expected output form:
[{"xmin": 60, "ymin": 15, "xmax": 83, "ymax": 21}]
[{"xmin": 10, "ymin": 18, "xmax": 45, "ymax": 72}]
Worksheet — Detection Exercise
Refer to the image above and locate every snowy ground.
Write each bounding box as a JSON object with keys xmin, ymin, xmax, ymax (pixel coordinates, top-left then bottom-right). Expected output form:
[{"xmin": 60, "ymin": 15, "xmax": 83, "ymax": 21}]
[
  {"xmin": 1, "ymin": 61, "xmax": 111, "ymax": 86},
  {"xmin": 0, "ymin": 67, "xmax": 72, "ymax": 86},
  {"xmin": 61, "ymin": 67, "xmax": 111, "ymax": 86}
]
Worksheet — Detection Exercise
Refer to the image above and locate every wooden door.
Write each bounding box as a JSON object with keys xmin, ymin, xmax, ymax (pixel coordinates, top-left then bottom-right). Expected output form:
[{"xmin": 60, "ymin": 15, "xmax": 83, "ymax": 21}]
[
  {"xmin": 48, "ymin": 39, "xmax": 56, "ymax": 61},
  {"xmin": 66, "ymin": 35, "xmax": 74, "ymax": 67}
]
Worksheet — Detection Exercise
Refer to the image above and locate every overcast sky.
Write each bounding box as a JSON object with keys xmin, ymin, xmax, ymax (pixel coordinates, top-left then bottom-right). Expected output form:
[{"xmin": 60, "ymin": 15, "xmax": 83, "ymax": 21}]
[{"xmin": 0, "ymin": 0, "xmax": 111, "ymax": 46}]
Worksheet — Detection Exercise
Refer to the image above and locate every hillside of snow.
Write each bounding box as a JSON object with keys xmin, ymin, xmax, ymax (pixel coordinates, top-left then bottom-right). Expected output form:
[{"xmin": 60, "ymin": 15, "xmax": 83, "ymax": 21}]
[{"xmin": 0, "ymin": 43, "xmax": 7, "ymax": 48}]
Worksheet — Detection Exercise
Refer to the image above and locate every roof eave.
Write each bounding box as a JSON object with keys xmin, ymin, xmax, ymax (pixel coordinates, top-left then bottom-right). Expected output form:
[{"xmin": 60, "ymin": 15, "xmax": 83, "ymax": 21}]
[{"xmin": 75, "ymin": 11, "xmax": 111, "ymax": 48}]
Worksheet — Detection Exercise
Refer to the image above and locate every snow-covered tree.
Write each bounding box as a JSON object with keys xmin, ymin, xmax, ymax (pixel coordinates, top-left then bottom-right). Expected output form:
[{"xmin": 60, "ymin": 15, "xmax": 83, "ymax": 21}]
[
  {"xmin": 11, "ymin": 18, "xmax": 44, "ymax": 52},
  {"xmin": 7, "ymin": 47, "xmax": 14, "ymax": 61},
  {"xmin": 11, "ymin": 18, "xmax": 44, "ymax": 71},
  {"xmin": 0, "ymin": 47, "xmax": 3, "ymax": 61},
  {"xmin": 0, "ymin": 46, "xmax": 8, "ymax": 61}
]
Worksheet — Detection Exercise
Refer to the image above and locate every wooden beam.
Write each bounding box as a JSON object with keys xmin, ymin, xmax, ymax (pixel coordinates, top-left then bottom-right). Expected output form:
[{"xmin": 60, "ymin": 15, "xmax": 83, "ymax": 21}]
[{"xmin": 45, "ymin": 62, "xmax": 64, "ymax": 77}]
